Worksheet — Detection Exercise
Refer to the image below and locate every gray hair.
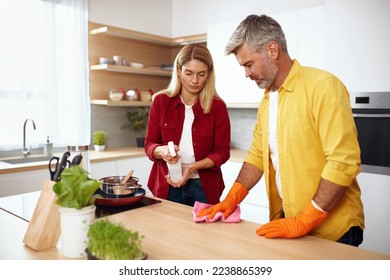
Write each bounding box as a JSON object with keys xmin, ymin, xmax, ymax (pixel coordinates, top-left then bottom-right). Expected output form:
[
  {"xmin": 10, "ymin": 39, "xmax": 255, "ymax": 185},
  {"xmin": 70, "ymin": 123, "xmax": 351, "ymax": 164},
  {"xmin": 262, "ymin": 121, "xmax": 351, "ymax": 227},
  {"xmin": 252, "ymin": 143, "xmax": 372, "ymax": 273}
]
[{"xmin": 225, "ymin": 14, "xmax": 288, "ymax": 55}]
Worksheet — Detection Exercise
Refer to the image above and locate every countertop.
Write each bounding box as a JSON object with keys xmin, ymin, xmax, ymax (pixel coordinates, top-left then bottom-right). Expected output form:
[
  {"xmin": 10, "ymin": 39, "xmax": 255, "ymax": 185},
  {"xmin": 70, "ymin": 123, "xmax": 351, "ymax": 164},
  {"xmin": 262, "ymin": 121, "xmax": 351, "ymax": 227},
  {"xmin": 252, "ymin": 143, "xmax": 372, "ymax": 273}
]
[
  {"xmin": 0, "ymin": 148, "xmax": 248, "ymax": 174},
  {"xmin": 1, "ymin": 193, "xmax": 389, "ymax": 260}
]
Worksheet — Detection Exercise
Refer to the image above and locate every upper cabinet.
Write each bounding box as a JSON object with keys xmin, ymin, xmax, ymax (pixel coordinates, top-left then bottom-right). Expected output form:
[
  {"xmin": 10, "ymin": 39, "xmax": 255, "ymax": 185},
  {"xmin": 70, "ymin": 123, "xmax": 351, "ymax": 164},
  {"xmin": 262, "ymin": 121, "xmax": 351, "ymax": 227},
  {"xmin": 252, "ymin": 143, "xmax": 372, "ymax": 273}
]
[{"xmin": 88, "ymin": 22, "xmax": 207, "ymax": 107}]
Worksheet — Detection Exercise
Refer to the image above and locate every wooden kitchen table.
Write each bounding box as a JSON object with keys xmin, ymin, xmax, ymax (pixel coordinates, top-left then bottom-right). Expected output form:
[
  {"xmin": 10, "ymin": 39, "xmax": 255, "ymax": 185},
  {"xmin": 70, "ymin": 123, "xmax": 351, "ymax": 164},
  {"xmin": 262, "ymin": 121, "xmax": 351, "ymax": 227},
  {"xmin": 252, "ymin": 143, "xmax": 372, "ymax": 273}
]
[{"xmin": 1, "ymin": 195, "xmax": 389, "ymax": 260}]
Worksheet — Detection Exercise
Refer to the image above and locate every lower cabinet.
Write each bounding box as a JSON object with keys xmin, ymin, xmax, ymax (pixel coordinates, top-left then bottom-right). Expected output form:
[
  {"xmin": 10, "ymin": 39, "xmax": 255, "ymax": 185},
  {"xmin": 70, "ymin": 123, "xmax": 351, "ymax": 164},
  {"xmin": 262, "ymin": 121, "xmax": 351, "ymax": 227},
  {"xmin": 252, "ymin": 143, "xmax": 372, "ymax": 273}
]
[
  {"xmin": 89, "ymin": 160, "xmax": 117, "ymax": 181},
  {"xmin": 0, "ymin": 169, "xmax": 49, "ymax": 197},
  {"xmin": 0, "ymin": 156, "xmax": 153, "ymax": 198},
  {"xmin": 357, "ymin": 172, "xmax": 390, "ymax": 255},
  {"xmin": 221, "ymin": 161, "xmax": 269, "ymax": 225}
]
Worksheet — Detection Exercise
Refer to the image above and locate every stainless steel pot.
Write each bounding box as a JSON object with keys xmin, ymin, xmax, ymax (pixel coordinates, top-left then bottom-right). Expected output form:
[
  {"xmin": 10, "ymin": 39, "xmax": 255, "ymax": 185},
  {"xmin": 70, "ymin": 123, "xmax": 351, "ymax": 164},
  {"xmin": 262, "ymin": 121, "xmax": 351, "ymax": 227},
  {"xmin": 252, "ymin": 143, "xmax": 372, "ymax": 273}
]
[{"xmin": 99, "ymin": 176, "xmax": 141, "ymax": 196}]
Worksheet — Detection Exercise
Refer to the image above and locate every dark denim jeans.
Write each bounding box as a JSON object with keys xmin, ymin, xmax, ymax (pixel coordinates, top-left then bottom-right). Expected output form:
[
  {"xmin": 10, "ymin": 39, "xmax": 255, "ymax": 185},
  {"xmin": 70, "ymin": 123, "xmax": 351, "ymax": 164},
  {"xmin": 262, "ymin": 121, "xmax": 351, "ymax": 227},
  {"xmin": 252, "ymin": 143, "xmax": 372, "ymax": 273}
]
[
  {"xmin": 168, "ymin": 178, "xmax": 207, "ymax": 206},
  {"xmin": 336, "ymin": 226, "xmax": 364, "ymax": 247}
]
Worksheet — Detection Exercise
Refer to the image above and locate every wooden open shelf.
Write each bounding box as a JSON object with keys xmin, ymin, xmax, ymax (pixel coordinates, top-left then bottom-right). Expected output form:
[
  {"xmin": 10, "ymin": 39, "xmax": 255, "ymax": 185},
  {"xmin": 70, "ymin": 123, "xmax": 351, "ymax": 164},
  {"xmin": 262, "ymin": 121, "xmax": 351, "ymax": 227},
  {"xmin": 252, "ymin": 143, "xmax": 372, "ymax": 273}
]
[
  {"xmin": 88, "ymin": 22, "xmax": 207, "ymax": 107},
  {"xmin": 90, "ymin": 64, "xmax": 172, "ymax": 77},
  {"xmin": 90, "ymin": 99, "xmax": 152, "ymax": 107},
  {"xmin": 89, "ymin": 25, "xmax": 207, "ymax": 46}
]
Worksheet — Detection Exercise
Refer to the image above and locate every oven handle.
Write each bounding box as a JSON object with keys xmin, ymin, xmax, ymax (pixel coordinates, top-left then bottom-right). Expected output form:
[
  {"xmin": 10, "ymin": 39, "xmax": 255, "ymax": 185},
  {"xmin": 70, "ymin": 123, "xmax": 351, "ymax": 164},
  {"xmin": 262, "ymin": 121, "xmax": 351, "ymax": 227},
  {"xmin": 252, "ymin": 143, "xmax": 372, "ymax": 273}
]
[{"xmin": 353, "ymin": 113, "xmax": 390, "ymax": 118}]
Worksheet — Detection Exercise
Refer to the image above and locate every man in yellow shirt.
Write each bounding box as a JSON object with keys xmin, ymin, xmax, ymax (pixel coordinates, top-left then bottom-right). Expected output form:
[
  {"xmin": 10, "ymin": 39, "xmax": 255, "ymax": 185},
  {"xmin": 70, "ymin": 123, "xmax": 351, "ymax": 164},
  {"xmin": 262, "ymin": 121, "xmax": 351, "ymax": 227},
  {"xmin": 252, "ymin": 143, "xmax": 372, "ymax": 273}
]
[{"xmin": 199, "ymin": 14, "xmax": 364, "ymax": 246}]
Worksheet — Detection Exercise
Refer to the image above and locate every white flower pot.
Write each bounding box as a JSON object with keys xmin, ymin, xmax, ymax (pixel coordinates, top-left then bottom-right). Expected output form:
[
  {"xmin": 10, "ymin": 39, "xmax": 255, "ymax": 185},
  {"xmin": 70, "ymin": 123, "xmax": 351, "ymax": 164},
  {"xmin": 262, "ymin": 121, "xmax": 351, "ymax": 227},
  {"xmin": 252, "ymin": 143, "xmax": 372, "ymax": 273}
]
[
  {"xmin": 59, "ymin": 205, "xmax": 96, "ymax": 258},
  {"xmin": 94, "ymin": 144, "xmax": 105, "ymax": 151}
]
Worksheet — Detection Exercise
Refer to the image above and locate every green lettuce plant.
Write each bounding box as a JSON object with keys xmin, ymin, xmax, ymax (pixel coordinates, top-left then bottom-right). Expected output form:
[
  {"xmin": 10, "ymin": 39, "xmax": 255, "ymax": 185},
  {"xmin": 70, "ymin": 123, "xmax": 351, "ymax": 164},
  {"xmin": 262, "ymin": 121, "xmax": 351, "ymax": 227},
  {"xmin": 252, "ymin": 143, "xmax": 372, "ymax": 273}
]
[
  {"xmin": 53, "ymin": 165, "xmax": 101, "ymax": 209},
  {"xmin": 87, "ymin": 219, "xmax": 145, "ymax": 260}
]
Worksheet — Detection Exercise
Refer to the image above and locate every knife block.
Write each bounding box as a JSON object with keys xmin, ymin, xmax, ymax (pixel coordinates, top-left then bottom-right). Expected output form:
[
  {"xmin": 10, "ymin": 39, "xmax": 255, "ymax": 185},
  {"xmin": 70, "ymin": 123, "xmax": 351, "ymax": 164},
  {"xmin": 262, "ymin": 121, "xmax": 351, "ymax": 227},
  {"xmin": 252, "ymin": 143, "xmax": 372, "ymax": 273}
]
[{"xmin": 23, "ymin": 180, "xmax": 61, "ymax": 251}]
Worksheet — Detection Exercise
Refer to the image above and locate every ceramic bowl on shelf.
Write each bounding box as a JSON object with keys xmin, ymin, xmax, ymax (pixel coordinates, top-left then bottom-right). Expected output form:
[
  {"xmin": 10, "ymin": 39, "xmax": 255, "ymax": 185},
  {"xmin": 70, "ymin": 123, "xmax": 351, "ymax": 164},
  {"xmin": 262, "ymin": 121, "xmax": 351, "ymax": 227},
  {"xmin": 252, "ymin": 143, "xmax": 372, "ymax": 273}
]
[
  {"xmin": 109, "ymin": 89, "xmax": 123, "ymax": 101},
  {"xmin": 126, "ymin": 89, "xmax": 140, "ymax": 101},
  {"xmin": 99, "ymin": 57, "xmax": 115, "ymax": 65},
  {"xmin": 130, "ymin": 62, "xmax": 144, "ymax": 68}
]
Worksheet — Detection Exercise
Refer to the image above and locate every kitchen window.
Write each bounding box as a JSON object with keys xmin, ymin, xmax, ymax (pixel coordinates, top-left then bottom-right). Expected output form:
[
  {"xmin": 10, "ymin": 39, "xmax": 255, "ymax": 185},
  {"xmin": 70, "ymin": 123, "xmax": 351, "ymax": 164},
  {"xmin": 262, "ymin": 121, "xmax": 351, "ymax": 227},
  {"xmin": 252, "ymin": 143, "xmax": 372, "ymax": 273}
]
[{"xmin": 0, "ymin": 0, "xmax": 90, "ymax": 152}]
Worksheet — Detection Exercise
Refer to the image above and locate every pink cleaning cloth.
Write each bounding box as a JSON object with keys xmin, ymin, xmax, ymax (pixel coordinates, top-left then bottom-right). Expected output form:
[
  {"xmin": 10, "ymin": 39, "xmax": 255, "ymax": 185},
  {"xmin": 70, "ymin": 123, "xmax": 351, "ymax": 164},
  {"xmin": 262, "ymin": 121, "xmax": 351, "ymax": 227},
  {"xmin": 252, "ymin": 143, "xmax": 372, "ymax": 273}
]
[{"xmin": 192, "ymin": 201, "xmax": 241, "ymax": 223}]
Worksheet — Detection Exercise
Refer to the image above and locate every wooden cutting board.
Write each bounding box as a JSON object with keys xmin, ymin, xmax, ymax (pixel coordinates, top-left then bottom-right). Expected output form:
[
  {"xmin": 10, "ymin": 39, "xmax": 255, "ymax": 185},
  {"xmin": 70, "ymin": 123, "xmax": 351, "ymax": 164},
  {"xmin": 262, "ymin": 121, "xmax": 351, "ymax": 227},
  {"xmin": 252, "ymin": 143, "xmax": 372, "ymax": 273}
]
[{"xmin": 23, "ymin": 180, "xmax": 61, "ymax": 251}]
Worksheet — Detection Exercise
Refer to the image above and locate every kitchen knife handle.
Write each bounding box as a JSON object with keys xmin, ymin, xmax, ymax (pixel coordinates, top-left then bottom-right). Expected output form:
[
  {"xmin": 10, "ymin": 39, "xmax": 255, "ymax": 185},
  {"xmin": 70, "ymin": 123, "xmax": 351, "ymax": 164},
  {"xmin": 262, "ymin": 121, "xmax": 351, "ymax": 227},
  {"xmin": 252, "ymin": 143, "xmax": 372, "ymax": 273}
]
[
  {"xmin": 70, "ymin": 154, "xmax": 83, "ymax": 167},
  {"xmin": 53, "ymin": 151, "xmax": 71, "ymax": 182}
]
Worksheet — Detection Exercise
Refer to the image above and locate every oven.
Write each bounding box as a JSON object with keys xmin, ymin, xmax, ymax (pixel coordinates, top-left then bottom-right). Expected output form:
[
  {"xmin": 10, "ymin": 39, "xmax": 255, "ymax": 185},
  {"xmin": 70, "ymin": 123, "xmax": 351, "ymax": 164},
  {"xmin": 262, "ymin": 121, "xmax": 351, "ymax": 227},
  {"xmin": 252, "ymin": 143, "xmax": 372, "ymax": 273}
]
[{"xmin": 350, "ymin": 92, "xmax": 390, "ymax": 175}]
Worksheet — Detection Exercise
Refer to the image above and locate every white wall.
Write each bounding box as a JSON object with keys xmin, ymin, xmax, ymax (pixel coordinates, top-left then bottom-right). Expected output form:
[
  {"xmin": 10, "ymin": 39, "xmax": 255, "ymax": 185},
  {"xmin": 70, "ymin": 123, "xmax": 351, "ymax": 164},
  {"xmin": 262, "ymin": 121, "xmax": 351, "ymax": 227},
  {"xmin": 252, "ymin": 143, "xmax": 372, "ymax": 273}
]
[
  {"xmin": 89, "ymin": 0, "xmax": 172, "ymax": 37},
  {"xmin": 323, "ymin": 0, "xmax": 390, "ymax": 92},
  {"xmin": 208, "ymin": 0, "xmax": 390, "ymax": 104},
  {"xmin": 89, "ymin": 0, "xmax": 325, "ymax": 37},
  {"xmin": 90, "ymin": 0, "xmax": 390, "ymax": 93}
]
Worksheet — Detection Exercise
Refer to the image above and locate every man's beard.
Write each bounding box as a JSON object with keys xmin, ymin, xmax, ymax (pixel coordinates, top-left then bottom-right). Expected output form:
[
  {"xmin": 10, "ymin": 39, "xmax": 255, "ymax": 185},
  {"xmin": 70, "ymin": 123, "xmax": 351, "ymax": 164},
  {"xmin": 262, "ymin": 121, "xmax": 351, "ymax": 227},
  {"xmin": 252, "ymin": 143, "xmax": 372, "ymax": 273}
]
[{"xmin": 255, "ymin": 54, "xmax": 279, "ymax": 90}]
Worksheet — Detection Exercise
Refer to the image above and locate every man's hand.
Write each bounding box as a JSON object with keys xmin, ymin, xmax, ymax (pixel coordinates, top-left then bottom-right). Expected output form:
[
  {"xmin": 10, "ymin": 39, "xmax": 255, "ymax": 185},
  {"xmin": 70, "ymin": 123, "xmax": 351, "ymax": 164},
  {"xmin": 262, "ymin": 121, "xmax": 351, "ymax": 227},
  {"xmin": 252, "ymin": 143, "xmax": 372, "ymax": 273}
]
[
  {"xmin": 198, "ymin": 182, "xmax": 248, "ymax": 220},
  {"xmin": 256, "ymin": 201, "xmax": 328, "ymax": 238}
]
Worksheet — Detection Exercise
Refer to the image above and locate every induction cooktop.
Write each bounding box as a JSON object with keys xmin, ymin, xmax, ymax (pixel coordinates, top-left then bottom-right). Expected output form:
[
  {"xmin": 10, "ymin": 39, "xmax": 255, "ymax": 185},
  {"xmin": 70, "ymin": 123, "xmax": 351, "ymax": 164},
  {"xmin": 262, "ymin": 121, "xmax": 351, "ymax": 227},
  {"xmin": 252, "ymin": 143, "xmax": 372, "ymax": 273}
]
[{"xmin": 95, "ymin": 196, "xmax": 161, "ymax": 218}]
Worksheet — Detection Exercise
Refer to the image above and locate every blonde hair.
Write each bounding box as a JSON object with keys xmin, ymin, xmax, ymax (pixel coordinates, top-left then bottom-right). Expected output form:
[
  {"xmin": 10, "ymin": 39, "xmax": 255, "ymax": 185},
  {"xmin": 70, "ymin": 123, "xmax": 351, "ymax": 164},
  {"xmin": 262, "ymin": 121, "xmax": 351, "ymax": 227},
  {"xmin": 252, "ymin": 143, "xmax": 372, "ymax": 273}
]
[{"xmin": 154, "ymin": 44, "xmax": 220, "ymax": 114}]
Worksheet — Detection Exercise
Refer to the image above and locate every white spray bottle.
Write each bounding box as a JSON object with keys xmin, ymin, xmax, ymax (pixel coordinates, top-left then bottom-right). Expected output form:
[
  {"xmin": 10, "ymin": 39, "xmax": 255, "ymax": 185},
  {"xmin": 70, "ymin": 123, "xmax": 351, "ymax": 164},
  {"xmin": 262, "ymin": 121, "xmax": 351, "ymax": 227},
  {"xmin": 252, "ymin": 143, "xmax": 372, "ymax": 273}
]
[{"xmin": 167, "ymin": 141, "xmax": 182, "ymax": 183}]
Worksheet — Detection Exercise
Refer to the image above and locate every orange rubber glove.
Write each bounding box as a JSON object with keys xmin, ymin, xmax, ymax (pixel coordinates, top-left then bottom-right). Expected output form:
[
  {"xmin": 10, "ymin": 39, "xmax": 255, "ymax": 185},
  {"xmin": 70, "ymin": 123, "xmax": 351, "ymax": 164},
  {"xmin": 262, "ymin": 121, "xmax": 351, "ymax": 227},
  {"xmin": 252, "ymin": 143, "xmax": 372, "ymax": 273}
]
[
  {"xmin": 197, "ymin": 182, "xmax": 248, "ymax": 220},
  {"xmin": 256, "ymin": 201, "xmax": 328, "ymax": 239}
]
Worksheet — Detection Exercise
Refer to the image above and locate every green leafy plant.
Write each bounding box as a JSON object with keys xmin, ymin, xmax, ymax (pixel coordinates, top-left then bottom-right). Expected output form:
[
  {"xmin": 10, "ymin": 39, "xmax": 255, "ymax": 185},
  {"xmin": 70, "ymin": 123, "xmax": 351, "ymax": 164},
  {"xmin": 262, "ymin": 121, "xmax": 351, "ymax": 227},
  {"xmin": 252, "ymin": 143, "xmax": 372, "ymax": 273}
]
[
  {"xmin": 92, "ymin": 130, "xmax": 107, "ymax": 145},
  {"xmin": 53, "ymin": 166, "xmax": 101, "ymax": 209},
  {"xmin": 87, "ymin": 219, "xmax": 145, "ymax": 260},
  {"xmin": 121, "ymin": 107, "xmax": 149, "ymax": 137}
]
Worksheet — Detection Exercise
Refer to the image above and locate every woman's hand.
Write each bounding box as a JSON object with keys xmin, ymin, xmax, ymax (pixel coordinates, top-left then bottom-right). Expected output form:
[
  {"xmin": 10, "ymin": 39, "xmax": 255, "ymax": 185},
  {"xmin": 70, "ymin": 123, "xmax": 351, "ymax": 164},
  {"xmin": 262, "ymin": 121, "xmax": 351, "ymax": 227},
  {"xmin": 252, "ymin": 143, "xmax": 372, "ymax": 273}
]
[
  {"xmin": 160, "ymin": 144, "xmax": 180, "ymax": 164},
  {"xmin": 160, "ymin": 144, "xmax": 185, "ymax": 187},
  {"xmin": 166, "ymin": 164, "xmax": 191, "ymax": 188}
]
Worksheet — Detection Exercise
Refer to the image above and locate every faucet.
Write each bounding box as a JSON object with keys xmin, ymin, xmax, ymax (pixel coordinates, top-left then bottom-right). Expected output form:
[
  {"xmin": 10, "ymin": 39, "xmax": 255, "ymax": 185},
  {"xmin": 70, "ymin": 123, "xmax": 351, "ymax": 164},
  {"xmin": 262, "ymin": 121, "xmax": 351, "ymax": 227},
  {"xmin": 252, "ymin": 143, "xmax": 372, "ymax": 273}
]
[{"xmin": 22, "ymin": 119, "xmax": 36, "ymax": 158}]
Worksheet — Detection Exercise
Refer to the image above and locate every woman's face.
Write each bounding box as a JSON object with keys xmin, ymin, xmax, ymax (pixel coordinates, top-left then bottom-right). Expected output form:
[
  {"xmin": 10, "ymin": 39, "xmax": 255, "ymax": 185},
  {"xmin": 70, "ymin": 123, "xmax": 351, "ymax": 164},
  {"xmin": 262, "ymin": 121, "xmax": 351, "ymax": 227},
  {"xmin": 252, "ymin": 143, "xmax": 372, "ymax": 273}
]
[{"xmin": 178, "ymin": 59, "xmax": 209, "ymax": 95}]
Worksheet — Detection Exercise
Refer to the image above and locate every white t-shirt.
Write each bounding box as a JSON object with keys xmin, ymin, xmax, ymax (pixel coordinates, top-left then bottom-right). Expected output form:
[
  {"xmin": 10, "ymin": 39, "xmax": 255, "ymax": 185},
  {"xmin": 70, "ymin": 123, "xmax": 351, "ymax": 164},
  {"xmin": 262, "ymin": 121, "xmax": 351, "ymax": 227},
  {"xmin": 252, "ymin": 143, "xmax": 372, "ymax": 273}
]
[
  {"xmin": 179, "ymin": 104, "xmax": 199, "ymax": 179},
  {"xmin": 268, "ymin": 91, "xmax": 282, "ymax": 198}
]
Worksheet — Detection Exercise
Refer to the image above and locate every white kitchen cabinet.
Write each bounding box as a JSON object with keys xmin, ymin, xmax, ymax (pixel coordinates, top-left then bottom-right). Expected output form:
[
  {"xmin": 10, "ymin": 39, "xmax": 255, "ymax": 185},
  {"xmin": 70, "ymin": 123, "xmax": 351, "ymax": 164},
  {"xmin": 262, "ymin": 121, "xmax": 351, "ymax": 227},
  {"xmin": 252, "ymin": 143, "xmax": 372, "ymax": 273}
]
[
  {"xmin": 0, "ymin": 191, "xmax": 40, "ymax": 221},
  {"xmin": 117, "ymin": 157, "xmax": 153, "ymax": 195},
  {"xmin": 221, "ymin": 161, "xmax": 269, "ymax": 225},
  {"xmin": 89, "ymin": 160, "xmax": 117, "ymax": 181},
  {"xmin": 357, "ymin": 172, "xmax": 390, "ymax": 255},
  {"xmin": 208, "ymin": 1, "xmax": 390, "ymax": 104},
  {"xmin": 0, "ymin": 156, "xmax": 151, "ymax": 198},
  {"xmin": 0, "ymin": 169, "xmax": 48, "ymax": 197}
]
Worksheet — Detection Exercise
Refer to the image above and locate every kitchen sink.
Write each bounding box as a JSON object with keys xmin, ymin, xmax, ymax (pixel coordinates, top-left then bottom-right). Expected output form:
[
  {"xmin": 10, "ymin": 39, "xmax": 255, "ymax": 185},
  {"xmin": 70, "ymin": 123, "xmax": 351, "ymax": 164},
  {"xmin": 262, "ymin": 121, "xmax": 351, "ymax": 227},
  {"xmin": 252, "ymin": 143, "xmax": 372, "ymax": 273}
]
[{"xmin": 0, "ymin": 155, "xmax": 52, "ymax": 164}]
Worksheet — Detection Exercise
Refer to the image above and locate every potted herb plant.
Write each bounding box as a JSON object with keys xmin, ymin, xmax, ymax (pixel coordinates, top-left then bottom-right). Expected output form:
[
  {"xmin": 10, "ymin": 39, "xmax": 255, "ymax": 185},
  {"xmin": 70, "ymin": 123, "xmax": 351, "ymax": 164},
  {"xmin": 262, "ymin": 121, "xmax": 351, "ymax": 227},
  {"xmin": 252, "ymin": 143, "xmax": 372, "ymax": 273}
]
[
  {"xmin": 93, "ymin": 130, "xmax": 107, "ymax": 151},
  {"xmin": 121, "ymin": 107, "xmax": 149, "ymax": 147},
  {"xmin": 86, "ymin": 219, "xmax": 146, "ymax": 260},
  {"xmin": 53, "ymin": 165, "xmax": 101, "ymax": 258}
]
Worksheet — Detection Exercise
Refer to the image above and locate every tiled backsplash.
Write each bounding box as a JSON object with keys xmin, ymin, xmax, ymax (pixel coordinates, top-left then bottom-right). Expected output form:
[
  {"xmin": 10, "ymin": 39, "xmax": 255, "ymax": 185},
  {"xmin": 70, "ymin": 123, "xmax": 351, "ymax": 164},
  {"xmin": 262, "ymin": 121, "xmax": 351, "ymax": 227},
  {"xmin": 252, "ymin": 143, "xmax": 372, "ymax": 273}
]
[{"xmin": 91, "ymin": 105, "xmax": 258, "ymax": 151}]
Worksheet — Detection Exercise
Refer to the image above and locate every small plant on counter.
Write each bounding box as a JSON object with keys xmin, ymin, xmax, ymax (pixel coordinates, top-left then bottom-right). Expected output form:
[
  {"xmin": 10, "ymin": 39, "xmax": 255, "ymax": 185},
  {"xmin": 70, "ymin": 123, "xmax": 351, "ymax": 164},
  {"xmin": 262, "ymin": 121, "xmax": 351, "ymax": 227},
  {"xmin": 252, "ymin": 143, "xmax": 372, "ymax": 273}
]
[
  {"xmin": 92, "ymin": 130, "xmax": 107, "ymax": 146},
  {"xmin": 87, "ymin": 219, "xmax": 146, "ymax": 260},
  {"xmin": 53, "ymin": 165, "xmax": 101, "ymax": 209}
]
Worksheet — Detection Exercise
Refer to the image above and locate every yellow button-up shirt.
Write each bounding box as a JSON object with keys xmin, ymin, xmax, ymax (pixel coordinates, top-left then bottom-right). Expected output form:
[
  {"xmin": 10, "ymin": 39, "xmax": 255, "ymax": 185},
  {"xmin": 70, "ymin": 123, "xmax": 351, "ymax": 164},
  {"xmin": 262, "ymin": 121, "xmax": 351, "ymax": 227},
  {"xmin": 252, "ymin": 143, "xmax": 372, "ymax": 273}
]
[{"xmin": 245, "ymin": 60, "xmax": 364, "ymax": 241}]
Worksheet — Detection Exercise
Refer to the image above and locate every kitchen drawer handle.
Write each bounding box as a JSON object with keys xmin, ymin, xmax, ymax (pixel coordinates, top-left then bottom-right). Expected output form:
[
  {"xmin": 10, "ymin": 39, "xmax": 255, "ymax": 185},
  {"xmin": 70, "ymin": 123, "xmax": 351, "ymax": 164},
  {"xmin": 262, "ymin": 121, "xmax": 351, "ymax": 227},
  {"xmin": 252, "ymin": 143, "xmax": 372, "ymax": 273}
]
[{"xmin": 353, "ymin": 113, "xmax": 390, "ymax": 118}]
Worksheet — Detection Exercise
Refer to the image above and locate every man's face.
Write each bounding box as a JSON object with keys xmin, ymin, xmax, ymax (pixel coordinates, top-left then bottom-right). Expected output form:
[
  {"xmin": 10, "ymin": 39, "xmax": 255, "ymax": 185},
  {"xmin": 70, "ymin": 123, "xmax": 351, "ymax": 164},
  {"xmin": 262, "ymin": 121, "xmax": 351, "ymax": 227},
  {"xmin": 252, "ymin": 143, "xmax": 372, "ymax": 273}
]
[{"xmin": 235, "ymin": 42, "xmax": 279, "ymax": 90}]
